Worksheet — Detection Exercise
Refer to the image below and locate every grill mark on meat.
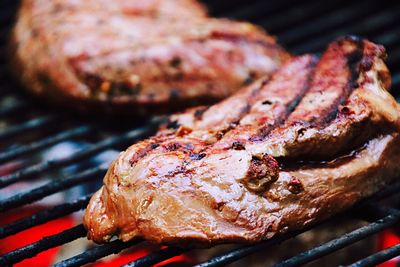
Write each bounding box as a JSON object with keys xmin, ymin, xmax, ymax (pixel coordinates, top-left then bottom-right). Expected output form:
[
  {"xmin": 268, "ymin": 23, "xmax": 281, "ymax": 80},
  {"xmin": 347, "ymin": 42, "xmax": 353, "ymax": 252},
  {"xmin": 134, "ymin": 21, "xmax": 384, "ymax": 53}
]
[
  {"xmin": 84, "ymin": 38, "xmax": 400, "ymax": 246},
  {"xmin": 319, "ymin": 37, "xmax": 364, "ymax": 124},
  {"xmin": 286, "ymin": 36, "xmax": 364, "ymax": 128},
  {"xmin": 191, "ymin": 77, "xmax": 271, "ymax": 141},
  {"xmin": 129, "ymin": 141, "xmax": 162, "ymax": 165},
  {"xmin": 242, "ymin": 56, "xmax": 318, "ymax": 142},
  {"xmin": 262, "ymin": 38, "xmax": 397, "ymax": 160},
  {"xmin": 251, "ymin": 90, "xmax": 311, "ymax": 142}
]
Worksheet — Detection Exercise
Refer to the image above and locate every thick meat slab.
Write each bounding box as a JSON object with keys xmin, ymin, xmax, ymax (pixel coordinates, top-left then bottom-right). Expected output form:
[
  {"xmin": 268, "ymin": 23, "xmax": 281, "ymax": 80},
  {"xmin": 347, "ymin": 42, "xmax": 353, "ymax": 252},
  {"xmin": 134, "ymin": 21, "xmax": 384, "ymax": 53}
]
[
  {"xmin": 10, "ymin": 0, "xmax": 289, "ymax": 114},
  {"xmin": 84, "ymin": 37, "xmax": 400, "ymax": 245}
]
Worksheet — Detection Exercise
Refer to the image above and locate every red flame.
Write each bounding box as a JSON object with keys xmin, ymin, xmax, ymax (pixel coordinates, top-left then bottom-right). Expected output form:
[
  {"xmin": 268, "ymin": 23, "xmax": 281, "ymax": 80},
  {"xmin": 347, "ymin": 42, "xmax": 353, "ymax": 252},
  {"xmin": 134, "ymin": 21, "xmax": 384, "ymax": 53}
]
[
  {"xmin": 0, "ymin": 207, "xmax": 74, "ymax": 267},
  {"xmin": 377, "ymin": 230, "xmax": 400, "ymax": 267}
]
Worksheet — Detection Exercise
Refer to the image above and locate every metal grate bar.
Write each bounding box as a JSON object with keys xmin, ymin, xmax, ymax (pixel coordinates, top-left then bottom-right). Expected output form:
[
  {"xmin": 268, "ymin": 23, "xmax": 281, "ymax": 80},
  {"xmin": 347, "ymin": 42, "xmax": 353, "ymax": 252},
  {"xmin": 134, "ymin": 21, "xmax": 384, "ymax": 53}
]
[
  {"xmin": 0, "ymin": 118, "xmax": 161, "ymax": 188},
  {"xmin": 194, "ymin": 197, "xmax": 399, "ymax": 267},
  {"xmin": 222, "ymin": 0, "xmax": 298, "ymax": 20},
  {"xmin": 0, "ymin": 124, "xmax": 92, "ymax": 163},
  {"xmin": 195, "ymin": 233, "xmax": 294, "ymax": 267},
  {"xmin": 54, "ymin": 239, "xmax": 143, "ymax": 267},
  {"xmin": 0, "ymin": 194, "xmax": 92, "ymax": 239},
  {"xmin": 373, "ymin": 27, "xmax": 400, "ymax": 50},
  {"xmin": 0, "ymin": 100, "xmax": 30, "ymax": 117},
  {"xmin": 279, "ymin": 0, "xmax": 384, "ymax": 46},
  {"xmin": 0, "ymin": 166, "xmax": 106, "ymax": 212},
  {"xmin": 0, "ymin": 224, "xmax": 87, "ymax": 266},
  {"xmin": 123, "ymin": 247, "xmax": 187, "ymax": 267},
  {"xmin": 388, "ymin": 49, "xmax": 400, "ymax": 67},
  {"xmin": 258, "ymin": 0, "xmax": 347, "ymax": 33},
  {"xmin": 349, "ymin": 243, "xmax": 400, "ymax": 267},
  {"xmin": 393, "ymin": 74, "xmax": 400, "ymax": 87},
  {"xmin": 0, "ymin": 114, "xmax": 58, "ymax": 140},
  {"xmin": 273, "ymin": 206, "xmax": 400, "ymax": 267},
  {"xmin": 292, "ymin": 6, "xmax": 400, "ymax": 53}
]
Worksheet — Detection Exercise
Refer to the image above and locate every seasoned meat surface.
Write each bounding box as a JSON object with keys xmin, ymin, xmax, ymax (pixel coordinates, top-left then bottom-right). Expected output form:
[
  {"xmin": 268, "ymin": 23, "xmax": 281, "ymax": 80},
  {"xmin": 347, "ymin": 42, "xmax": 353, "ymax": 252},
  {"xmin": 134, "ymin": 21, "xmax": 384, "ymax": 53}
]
[
  {"xmin": 84, "ymin": 37, "xmax": 400, "ymax": 245},
  {"xmin": 11, "ymin": 0, "xmax": 289, "ymax": 114}
]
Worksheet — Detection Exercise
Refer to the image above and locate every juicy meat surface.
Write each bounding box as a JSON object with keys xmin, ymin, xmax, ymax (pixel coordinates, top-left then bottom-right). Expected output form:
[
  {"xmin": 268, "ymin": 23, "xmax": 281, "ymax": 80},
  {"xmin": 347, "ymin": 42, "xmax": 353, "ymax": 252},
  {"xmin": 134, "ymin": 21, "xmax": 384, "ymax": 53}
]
[
  {"xmin": 10, "ymin": 0, "xmax": 289, "ymax": 114},
  {"xmin": 84, "ymin": 37, "xmax": 400, "ymax": 246}
]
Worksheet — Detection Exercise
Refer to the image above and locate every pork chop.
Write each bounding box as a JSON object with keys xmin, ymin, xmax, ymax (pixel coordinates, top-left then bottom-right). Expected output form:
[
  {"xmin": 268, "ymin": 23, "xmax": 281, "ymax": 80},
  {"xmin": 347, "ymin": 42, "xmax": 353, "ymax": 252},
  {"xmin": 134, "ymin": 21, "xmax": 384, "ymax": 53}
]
[{"xmin": 84, "ymin": 36, "xmax": 400, "ymax": 246}]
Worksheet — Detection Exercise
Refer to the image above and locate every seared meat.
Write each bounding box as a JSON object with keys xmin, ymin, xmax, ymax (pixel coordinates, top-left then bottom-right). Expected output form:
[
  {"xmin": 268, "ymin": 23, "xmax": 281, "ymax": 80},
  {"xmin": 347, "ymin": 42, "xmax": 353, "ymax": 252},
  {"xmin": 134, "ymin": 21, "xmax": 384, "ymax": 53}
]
[
  {"xmin": 10, "ymin": 0, "xmax": 289, "ymax": 114},
  {"xmin": 84, "ymin": 37, "xmax": 400, "ymax": 245}
]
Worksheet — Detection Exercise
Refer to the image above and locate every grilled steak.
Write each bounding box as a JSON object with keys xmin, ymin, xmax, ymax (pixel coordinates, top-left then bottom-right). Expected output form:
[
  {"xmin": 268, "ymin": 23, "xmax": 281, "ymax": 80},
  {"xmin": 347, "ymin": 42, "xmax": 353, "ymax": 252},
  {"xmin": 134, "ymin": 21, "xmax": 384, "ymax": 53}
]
[
  {"xmin": 10, "ymin": 0, "xmax": 289, "ymax": 114},
  {"xmin": 84, "ymin": 36, "xmax": 400, "ymax": 246}
]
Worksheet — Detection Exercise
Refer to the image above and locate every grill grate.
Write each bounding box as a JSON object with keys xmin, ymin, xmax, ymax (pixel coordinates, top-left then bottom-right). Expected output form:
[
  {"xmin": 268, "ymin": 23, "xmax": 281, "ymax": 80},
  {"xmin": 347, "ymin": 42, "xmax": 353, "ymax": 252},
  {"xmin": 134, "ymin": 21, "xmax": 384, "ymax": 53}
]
[{"xmin": 1, "ymin": 0, "xmax": 400, "ymax": 266}]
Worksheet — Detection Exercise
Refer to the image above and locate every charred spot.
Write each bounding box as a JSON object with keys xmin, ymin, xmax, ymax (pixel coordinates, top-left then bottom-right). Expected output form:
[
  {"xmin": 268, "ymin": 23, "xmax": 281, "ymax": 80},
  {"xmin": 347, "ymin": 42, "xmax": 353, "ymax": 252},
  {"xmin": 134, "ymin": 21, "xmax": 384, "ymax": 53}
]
[
  {"xmin": 262, "ymin": 100, "xmax": 273, "ymax": 105},
  {"xmin": 190, "ymin": 153, "xmax": 206, "ymax": 160},
  {"xmin": 232, "ymin": 141, "xmax": 245, "ymax": 150},
  {"xmin": 165, "ymin": 142, "xmax": 181, "ymax": 151},
  {"xmin": 37, "ymin": 72, "xmax": 53, "ymax": 86},
  {"xmin": 150, "ymin": 143, "xmax": 160, "ymax": 149},
  {"xmin": 165, "ymin": 164, "xmax": 193, "ymax": 178},
  {"xmin": 297, "ymin": 128, "xmax": 306, "ymax": 137},
  {"xmin": 194, "ymin": 107, "xmax": 208, "ymax": 120},
  {"xmin": 360, "ymin": 57, "xmax": 374, "ymax": 72},
  {"xmin": 243, "ymin": 71, "xmax": 257, "ymax": 86},
  {"xmin": 340, "ymin": 106, "xmax": 352, "ymax": 115},
  {"xmin": 287, "ymin": 177, "xmax": 304, "ymax": 194},
  {"xmin": 242, "ymin": 154, "xmax": 279, "ymax": 193},
  {"xmin": 169, "ymin": 89, "xmax": 180, "ymax": 99},
  {"xmin": 169, "ymin": 57, "xmax": 182, "ymax": 68},
  {"xmin": 176, "ymin": 126, "xmax": 193, "ymax": 137},
  {"xmin": 351, "ymin": 81, "xmax": 359, "ymax": 89},
  {"xmin": 166, "ymin": 120, "xmax": 181, "ymax": 130},
  {"xmin": 216, "ymin": 202, "xmax": 225, "ymax": 212},
  {"xmin": 109, "ymin": 81, "xmax": 141, "ymax": 96}
]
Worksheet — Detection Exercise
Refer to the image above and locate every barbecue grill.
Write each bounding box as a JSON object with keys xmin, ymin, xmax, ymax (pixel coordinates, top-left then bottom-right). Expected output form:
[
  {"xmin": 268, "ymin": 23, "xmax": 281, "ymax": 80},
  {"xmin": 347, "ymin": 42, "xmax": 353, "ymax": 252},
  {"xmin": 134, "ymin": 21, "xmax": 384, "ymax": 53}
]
[{"xmin": 1, "ymin": 0, "xmax": 400, "ymax": 266}]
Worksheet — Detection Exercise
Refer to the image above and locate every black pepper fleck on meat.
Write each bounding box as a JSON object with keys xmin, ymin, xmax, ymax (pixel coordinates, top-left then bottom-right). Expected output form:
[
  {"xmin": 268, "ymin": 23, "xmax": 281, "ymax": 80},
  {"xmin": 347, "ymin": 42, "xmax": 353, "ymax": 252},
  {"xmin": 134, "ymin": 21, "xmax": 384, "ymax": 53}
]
[
  {"xmin": 232, "ymin": 141, "xmax": 245, "ymax": 150},
  {"xmin": 190, "ymin": 153, "xmax": 206, "ymax": 160},
  {"xmin": 166, "ymin": 120, "xmax": 181, "ymax": 130},
  {"xmin": 262, "ymin": 100, "xmax": 273, "ymax": 105},
  {"xmin": 150, "ymin": 143, "xmax": 160, "ymax": 149},
  {"xmin": 170, "ymin": 57, "xmax": 182, "ymax": 68}
]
